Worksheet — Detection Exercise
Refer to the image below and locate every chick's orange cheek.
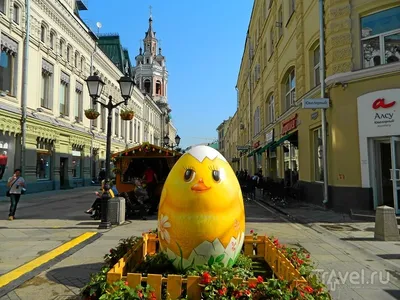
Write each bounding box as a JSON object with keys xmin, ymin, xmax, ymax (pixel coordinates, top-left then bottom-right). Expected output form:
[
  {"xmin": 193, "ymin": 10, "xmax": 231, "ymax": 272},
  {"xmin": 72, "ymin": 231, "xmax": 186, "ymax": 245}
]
[{"xmin": 158, "ymin": 145, "xmax": 245, "ymax": 270}]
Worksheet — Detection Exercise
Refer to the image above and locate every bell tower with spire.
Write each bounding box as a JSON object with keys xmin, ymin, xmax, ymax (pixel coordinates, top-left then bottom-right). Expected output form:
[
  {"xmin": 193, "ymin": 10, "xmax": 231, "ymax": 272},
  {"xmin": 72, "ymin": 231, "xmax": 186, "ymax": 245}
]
[{"xmin": 133, "ymin": 7, "xmax": 168, "ymax": 106}]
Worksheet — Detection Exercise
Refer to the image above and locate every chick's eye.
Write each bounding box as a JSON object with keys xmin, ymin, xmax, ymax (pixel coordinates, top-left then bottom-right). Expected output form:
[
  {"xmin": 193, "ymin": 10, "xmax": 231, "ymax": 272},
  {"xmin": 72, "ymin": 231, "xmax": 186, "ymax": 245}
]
[
  {"xmin": 184, "ymin": 169, "xmax": 195, "ymax": 182},
  {"xmin": 212, "ymin": 170, "xmax": 220, "ymax": 182}
]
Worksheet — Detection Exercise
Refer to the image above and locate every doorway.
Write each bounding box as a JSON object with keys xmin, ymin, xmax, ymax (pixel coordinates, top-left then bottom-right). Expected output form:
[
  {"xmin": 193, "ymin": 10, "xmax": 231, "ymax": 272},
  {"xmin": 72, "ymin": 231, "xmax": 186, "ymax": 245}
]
[
  {"xmin": 372, "ymin": 137, "xmax": 400, "ymax": 214},
  {"xmin": 60, "ymin": 157, "xmax": 68, "ymax": 189}
]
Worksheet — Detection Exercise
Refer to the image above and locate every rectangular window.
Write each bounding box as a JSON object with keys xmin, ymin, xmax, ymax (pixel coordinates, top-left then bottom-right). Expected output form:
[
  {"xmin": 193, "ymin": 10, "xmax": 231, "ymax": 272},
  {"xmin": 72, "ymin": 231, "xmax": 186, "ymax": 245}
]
[
  {"xmin": 0, "ymin": 50, "xmax": 15, "ymax": 95},
  {"xmin": 40, "ymin": 25, "xmax": 46, "ymax": 43},
  {"xmin": 313, "ymin": 46, "xmax": 321, "ymax": 86},
  {"xmin": 129, "ymin": 121, "xmax": 133, "ymax": 141},
  {"xmin": 59, "ymin": 73, "xmax": 69, "ymax": 116},
  {"xmin": 289, "ymin": 0, "xmax": 296, "ymax": 16},
  {"xmin": 268, "ymin": 95, "xmax": 275, "ymax": 124},
  {"xmin": 59, "ymin": 41, "xmax": 64, "ymax": 57},
  {"xmin": 0, "ymin": 0, "xmax": 5, "ymax": 13},
  {"xmin": 134, "ymin": 120, "xmax": 137, "ymax": 142},
  {"xmin": 278, "ymin": 6, "xmax": 283, "ymax": 38},
  {"xmin": 138, "ymin": 122, "xmax": 141, "ymax": 142},
  {"xmin": 313, "ymin": 127, "xmax": 324, "ymax": 181},
  {"xmin": 72, "ymin": 148, "xmax": 82, "ymax": 178},
  {"xmin": 121, "ymin": 120, "xmax": 126, "ymax": 138},
  {"xmin": 285, "ymin": 70, "xmax": 296, "ymax": 111},
  {"xmin": 270, "ymin": 27, "xmax": 274, "ymax": 55},
  {"xmin": 100, "ymin": 104, "xmax": 106, "ymax": 131},
  {"xmin": 13, "ymin": 4, "xmax": 19, "ymax": 24},
  {"xmin": 361, "ymin": 6, "xmax": 400, "ymax": 68},
  {"xmin": 41, "ymin": 71, "xmax": 51, "ymax": 109},
  {"xmin": 75, "ymin": 83, "xmax": 83, "ymax": 122},
  {"xmin": 36, "ymin": 139, "xmax": 52, "ymax": 180},
  {"xmin": 114, "ymin": 110, "xmax": 119, "ymax": 136}
]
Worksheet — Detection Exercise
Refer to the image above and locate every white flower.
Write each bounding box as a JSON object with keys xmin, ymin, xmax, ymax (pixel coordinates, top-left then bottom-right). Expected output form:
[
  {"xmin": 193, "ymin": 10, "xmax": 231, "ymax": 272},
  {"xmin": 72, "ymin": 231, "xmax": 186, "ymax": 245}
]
[{"xmin": 158, "ymin": 214, "xmax": 171, "ymax": 244}]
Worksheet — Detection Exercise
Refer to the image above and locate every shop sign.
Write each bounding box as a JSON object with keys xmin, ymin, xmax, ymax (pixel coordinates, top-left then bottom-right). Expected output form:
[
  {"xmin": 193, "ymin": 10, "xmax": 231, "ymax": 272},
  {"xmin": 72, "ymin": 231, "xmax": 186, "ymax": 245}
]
[
  {"xmin": 302, "ymin": 98, "xmax": 330, "ymax": 109},
  {"xmin": 236, "ymin": 145, "xmax": 250, "ymax": 151},
  {"xmin": 357, "ymin": 89, "xmax": 400, "ymax": 137},
  {"xmin": 72, "ymin": 150, "xmax": 81, "ymax": 156},
  {"xmin": 253, "ymin": 141, "xmax": 260, "ymax": 149},
  {"xmin": 266, "ymin": 129, "xmax": 274, "ymax": 144},
  {"xmin": 281, "ymin": 114, "xmax": 298, "ymax": 135}
]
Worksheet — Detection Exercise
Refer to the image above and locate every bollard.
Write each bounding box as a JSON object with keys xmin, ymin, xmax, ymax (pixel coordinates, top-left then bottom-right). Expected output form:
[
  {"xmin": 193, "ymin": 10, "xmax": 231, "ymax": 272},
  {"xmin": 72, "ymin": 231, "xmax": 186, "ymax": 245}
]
[
  {"xmin": 107, "ymin": 197, "xmax": 126, "ymax": 225},
  {"xmin": 374, "ymin": 205, "xmax": 400, "ymax": 241}
]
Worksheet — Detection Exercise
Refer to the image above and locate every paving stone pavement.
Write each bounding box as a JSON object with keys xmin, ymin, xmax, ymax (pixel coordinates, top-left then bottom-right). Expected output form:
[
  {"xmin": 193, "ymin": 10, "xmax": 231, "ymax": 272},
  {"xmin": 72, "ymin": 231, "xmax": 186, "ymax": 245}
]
[
  {"xmin": 1, "ymin": 194, "xmax": 400, "ymax": 299},
  {"xmin": 255, "ymin": 190, "xmax": 400, "ymax": 270},
  {"xmin": 0, "ymin": 187, "xmax": 101, "ymax": 276}
]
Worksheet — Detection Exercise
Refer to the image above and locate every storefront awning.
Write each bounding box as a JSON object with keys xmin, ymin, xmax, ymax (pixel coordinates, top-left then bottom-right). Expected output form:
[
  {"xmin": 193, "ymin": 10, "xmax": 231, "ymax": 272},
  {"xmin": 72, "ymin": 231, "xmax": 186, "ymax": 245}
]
[
  {"xmin": 247, "ymin": 147, "xmax": 262, "ymax": 157},
  {"xmin": 270, "ymin": 131, "xmax": 297, "ymax": 150},
  {"xmin": 258, "ymin": 141, "xmax": 275, "ymax": 153}
]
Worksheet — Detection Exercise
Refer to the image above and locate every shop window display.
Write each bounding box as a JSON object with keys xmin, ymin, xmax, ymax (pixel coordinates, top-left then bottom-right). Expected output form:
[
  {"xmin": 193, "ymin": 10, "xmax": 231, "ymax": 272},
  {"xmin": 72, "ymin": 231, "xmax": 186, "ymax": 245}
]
[
  {"xmin": 0, "ymin": 135, "xmax": 16, "ymax": 181},
  {"xmin": 36, "ymin": 139, "xmax": 52, "ymax": 180}
]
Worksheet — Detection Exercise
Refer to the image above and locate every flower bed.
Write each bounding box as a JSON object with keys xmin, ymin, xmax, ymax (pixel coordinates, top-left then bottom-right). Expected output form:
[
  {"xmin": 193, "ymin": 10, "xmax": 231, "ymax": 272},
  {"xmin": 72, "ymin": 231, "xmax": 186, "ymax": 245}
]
[{"xmin": 81, "ymin": 231, "xmax": 331, "ymax": 299}]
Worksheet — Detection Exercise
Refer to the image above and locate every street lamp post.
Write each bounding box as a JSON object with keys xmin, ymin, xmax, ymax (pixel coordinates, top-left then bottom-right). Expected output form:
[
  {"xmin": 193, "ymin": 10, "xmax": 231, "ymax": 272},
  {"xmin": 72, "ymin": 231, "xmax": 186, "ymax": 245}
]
[
  {"xmin": 86, "ymin": 72, "xmax": 135, "ymax": 229},
  {"xmin": 163, "ymin": 134, "xmax": 181, "ymax": 150}
]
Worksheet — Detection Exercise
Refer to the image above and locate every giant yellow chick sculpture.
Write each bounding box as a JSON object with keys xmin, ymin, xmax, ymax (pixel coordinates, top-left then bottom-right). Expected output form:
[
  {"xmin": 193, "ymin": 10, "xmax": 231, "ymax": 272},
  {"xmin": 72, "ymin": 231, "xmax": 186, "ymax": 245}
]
[{"xmin": 158, "ymin": 145, "xmax": 245, "ymax": 270}]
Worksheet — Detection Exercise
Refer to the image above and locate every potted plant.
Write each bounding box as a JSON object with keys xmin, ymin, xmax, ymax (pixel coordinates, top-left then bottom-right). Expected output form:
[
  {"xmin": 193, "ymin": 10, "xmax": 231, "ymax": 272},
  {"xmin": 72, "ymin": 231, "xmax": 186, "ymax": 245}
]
[
  {"xmin": 85, "ymin": 109, "xmax": 100, "ymax": 120},
  {"xmin": 120, "ymin": 109, "xmax": 134, "ymax": 120}
]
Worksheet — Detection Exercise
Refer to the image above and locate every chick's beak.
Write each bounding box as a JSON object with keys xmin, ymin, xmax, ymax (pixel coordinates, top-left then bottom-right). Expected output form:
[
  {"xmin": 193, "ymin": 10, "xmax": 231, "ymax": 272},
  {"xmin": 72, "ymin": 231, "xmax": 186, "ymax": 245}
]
[{"xmin": 191, "ymin": 178, "xmax": 211, "ymax": 192}]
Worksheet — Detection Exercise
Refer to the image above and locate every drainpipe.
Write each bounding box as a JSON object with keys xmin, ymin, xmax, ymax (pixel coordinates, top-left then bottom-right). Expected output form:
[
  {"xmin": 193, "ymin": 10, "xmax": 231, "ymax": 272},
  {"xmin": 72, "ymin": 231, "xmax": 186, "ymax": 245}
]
[
  {"xmin": 319, "ymin": 0, "xmax": 329, "ymax": 206},
  {"xmin": 20, "ymin": 0, "xmax": 31, "ymax": 177}
]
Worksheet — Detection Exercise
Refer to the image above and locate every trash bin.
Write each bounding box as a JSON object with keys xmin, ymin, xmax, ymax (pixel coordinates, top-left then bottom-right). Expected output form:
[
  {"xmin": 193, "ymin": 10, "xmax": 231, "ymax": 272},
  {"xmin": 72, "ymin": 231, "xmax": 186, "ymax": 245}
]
[{"xmin": 107, "ymin": 197, "xmax": 126, "ymax": 225}]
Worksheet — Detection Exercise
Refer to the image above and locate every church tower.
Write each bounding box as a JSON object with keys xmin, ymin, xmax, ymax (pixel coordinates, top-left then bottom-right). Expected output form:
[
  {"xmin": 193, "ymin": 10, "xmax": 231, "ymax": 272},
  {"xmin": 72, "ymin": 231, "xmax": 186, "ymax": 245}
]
[{"xmin": 133, "ymin": 12, "xmax": 168, "ymax": 106}]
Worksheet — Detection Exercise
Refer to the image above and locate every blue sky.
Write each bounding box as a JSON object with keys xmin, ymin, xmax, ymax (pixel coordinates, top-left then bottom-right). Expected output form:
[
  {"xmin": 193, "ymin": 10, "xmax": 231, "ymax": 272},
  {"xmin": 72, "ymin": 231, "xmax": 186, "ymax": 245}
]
[{"xmin": 80, "ymin": 0, "xmax": 253, "ymax": 149}]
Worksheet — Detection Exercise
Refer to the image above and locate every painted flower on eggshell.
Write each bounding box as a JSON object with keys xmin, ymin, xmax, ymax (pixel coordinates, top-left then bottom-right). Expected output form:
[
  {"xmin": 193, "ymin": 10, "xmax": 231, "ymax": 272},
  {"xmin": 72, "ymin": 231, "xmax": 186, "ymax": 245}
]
[{"xmin": 158, "ymin": 214, "xmax": 171, "ymax": 244}]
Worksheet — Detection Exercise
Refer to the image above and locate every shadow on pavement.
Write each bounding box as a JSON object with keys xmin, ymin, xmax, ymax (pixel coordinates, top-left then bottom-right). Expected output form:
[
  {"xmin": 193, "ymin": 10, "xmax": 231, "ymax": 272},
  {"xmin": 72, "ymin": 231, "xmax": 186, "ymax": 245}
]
[{"xmin": 45, "ymin": 262, "xmax": 104, "ymax": 288}]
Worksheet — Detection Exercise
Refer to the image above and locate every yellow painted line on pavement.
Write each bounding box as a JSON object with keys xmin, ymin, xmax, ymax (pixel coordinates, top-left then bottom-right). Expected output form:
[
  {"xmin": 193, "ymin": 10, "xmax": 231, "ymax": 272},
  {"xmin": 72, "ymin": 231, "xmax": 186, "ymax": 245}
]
[{"xmin": 0, "ymin": 231, "xmax": 97, "ymax": 288}]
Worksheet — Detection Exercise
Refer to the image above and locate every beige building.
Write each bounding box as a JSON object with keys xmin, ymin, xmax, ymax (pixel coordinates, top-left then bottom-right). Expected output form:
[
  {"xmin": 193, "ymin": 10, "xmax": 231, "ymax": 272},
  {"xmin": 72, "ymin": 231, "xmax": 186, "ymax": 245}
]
[
  {"xmin": 0, "ymin": 0, "xmax": 176, "ymax": 194},
  {"xmin": 221, "ymin": 0, "xmax": 400, "ymax": 213}
]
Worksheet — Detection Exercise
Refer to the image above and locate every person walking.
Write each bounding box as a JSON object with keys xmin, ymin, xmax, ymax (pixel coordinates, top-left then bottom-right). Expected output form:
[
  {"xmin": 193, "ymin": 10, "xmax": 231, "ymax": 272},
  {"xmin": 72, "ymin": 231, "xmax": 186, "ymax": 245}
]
[{"xmin": 7, "ymin": 168, "xmax": 25, "ymax": 220}]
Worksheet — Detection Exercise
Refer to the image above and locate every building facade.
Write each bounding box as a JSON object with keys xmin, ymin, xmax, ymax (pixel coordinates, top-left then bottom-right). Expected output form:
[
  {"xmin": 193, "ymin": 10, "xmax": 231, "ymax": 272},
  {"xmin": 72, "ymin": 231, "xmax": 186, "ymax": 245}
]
[
  {"xmin": 216, "ymin": 117, "xmax": 231, "ymax": 157},
  {"xmin": 221, "ymin": 0, "xmax": 400, "ymax": 213},
  {"xmin": 0, "ymin": 0, "xmax": 168, "ymax": 195}
]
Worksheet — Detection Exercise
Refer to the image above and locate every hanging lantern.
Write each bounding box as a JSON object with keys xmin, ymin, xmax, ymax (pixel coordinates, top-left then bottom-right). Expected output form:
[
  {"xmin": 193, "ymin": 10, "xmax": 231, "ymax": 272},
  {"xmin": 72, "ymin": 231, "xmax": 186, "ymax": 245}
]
[
  {"xmin": 125, "ymin": 152, "xmax": 128, "ymax": 156},
  {"xmin": 152, "ymin": 148, "xmax": 155, "ymax": 151},
  {"xmin": 159, "ymin": 149, "xmax": 162, "ymax": 154},
  {"xmin": 139, "ymin": 148, "xmax": 142, "ymax": 151},
  {"xmin": 133, "ymin": 150, "xmax": 135, "ymax": 154}
]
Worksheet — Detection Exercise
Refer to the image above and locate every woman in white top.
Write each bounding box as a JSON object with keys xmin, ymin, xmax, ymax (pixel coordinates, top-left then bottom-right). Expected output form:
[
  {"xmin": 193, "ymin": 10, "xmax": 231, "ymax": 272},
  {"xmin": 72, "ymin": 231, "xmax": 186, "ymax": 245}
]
[{"xmin": 7, "ymin": 168, "xmax": 25, "ymax": 220}]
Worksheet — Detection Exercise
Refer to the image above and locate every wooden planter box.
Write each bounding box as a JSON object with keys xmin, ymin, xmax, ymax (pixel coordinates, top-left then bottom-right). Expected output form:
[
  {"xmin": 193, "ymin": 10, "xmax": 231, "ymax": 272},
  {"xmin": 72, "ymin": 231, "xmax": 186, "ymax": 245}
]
[{"xmin": 107, "ymin": 234, "xmax": 307, "ymax": 299}]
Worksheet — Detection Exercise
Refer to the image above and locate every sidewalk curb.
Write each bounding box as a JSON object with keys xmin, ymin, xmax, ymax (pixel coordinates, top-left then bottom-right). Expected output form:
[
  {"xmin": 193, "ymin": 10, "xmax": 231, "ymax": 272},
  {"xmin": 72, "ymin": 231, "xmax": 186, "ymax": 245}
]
[
  {"xmin": 256, "ymin": 197, "xmax": 400, "ymax": 273},
  {"xmin": 0, "ymin": 232, "xmax": 102, "ymax": 298}
]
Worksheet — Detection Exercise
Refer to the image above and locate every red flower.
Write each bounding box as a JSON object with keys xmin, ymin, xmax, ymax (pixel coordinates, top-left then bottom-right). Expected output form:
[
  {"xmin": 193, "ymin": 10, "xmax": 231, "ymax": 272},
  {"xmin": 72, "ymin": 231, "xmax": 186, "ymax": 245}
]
[
  {"xmin": 250, "ymin": 230, "xmax": 254, "ymax": 234},
  {"xmin": 125, "ymin": 281, "xmax": 129, "ymax": 286},
  {"xmin": 149, "ymin": 291, "xmax": 157, "ymax": 300},
  {"xmin": 200, "ymin": 272, "xmax": 212, "ymax": 284},
  {"xmin": 257, "ymin": 276, "xmax": 263, "ymax": 283},
  {"xmin": 109, "ymin": 249, "xmax": 113, "ymax": 253},
  {"xmin": 137, "ymin": 290, "xmax": 143, "ymax": 298},
  {"xmin": 306, "ymin": 253, "xmax": 310, "ymax": 259},
  {"xmin": 218, "ymin": 287, "xmax": 227, "ymax": 296},
  {"xmin": 304, "ymin": 286, "xmax": 314, "ymax": 293},
  {"xmin": 248, "ymin": 283, "xmax": 256, "ymax": 289}
]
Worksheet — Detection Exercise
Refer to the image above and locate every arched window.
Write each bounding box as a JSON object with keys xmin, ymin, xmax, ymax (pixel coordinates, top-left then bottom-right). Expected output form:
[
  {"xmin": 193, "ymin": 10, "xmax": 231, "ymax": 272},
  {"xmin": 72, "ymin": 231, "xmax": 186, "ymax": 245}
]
[
  {"xmin": 59, "ymin": 39, "xmax": 65, "ymax": 57},
  {"xmin": 284, "ymin": 68, "xmax": 296, "ymax": 111},
  {"xmin": 66, "ymin": 45, "xmax": 72, "ymax": 63},
  {"xmin": 144, "ymin": 79, "xmax": 151, "ymax": 94},
  {"xmin": 40, "ymin": 24, "xmax": 46, "ymax": 43},
  {"xmin": 80, "ymin": 56, "xmax": 85, "ymax": 72},
  {"xmin": 156, "ymin": 80, "xmax": 161, "ymax": 95},
  {"xmin": 50, "ymin": 30, "xmax": 56, "ymax": 50},
  {"xmin": 74, "ymin": 51, "xmax": 79, "ymax": 68}
]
